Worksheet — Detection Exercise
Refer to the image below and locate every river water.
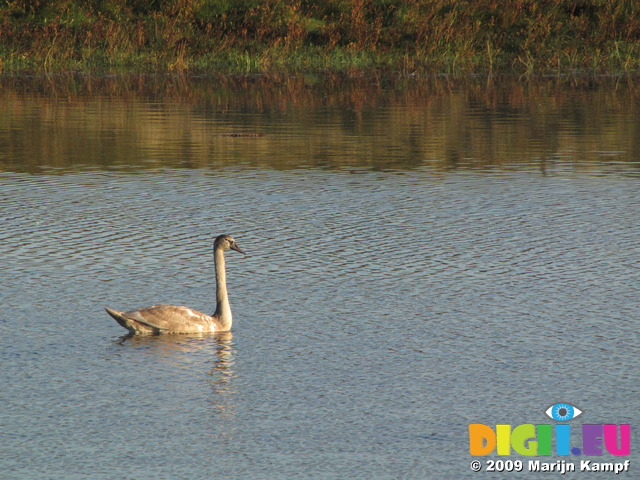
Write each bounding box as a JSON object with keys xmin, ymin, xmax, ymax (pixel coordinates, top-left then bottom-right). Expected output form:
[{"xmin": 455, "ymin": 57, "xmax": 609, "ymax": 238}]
[{"xmin": 1, "ymin": 75, "xmax": 639, "ymax": 479}]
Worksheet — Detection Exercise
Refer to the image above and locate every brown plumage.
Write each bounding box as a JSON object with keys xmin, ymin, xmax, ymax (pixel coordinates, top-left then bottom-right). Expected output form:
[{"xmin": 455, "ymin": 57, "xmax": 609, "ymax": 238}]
[{"xmin": 105, "ymin": 234, "xmax": 244, "ymax": 335}]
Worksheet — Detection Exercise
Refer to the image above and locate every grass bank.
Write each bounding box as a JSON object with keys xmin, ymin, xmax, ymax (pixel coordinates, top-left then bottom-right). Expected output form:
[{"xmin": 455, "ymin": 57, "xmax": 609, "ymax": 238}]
[{"xmin": 2, "ymin": 0, "xmax": 640, "ymax": 75}]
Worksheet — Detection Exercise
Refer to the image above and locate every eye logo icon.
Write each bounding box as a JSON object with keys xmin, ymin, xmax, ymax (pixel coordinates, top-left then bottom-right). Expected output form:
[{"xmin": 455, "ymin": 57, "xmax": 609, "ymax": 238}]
[{"xmin": 545, "ymin": 403, "xmax": 583, "ymax": 422}]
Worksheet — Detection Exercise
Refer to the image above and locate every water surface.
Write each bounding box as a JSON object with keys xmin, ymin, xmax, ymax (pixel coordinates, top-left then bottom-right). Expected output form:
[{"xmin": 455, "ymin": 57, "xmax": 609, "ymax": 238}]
[{"xmin": 1, "ymin": 75, "xmax": 639, "ymax": 479}]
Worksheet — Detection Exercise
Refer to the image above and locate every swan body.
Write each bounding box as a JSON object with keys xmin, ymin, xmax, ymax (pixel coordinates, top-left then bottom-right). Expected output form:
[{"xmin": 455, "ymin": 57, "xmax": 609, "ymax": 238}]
[{"xmin": 105, "ymin": 234, "xmax": 244, "ymax": 335}]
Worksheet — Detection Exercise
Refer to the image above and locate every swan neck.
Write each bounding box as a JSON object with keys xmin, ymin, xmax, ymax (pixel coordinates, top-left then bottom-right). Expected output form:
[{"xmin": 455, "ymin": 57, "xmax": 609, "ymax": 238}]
[{"xmin": 214, "ymin": 247, "xmax": 232, "ymax": 329}]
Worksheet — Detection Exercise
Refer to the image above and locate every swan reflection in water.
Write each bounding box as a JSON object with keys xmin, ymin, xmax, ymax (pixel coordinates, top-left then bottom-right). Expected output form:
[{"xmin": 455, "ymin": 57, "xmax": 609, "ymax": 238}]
[{"xmin": 115, "ymin": 331, "xmax": 236, "ymax": 418}]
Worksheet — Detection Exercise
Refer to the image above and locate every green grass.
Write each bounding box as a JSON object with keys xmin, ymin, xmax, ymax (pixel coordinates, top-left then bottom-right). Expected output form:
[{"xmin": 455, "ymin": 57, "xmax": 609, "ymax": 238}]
[{"xmin": 2, "ymin": 0, "xmax": 640, "ymax": 75}]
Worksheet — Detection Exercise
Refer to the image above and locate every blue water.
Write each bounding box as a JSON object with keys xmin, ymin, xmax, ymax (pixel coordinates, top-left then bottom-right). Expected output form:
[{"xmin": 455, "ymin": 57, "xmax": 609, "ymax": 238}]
[{"xmin": 1, "ymin": 77, "xmax": 639, "ymax": 479}]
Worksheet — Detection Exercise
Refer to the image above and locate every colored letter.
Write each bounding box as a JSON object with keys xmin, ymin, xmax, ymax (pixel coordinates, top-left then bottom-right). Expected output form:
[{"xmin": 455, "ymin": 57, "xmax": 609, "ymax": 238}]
[
  {"xmin": 496, "ymin": 424, "xmax": 511, "ymax": 455},
  {"xmin": 469, "ymin": 424, "xmax": 496, "ymax": 456},
  {"xmin": 582, "ymin": 424, "xmax": 604, "ymax": 455},
  {"xmin": 604, "ymin": 424, "xmax": 631, "ymax": 456},
  {"xmin": 555, "ymin": 424, "xmax": 571, "ymax": 455},
  {"xmin": 512, "ymin": 424, "xmax": 537, "ymax": 455},
  {"xmin": 537, "ymin": 424, "xmax": 552, "ymax": 455}
]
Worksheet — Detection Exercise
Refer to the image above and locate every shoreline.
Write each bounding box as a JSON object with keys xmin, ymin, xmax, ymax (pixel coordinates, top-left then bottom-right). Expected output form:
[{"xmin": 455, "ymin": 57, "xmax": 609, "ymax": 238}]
[
  {"xmin": 2, "ymin": 1, "xmax": 640, "ymax": 77},
  {"xmin": 2, "ymin": 47, "xmax": 639, "ymax": 78}
]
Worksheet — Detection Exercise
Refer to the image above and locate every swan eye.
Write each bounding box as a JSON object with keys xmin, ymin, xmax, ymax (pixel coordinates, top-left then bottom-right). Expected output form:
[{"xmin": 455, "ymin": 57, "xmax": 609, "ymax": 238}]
[{"xmin": 545, "ymin": 403, "xmax": 582, "ymax": 421}]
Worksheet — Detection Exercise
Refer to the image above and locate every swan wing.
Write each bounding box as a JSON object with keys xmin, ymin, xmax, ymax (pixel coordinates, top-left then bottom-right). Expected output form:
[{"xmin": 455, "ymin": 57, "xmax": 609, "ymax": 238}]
[{"xmin": 107, "ymin": 305, "xmax": 216, "ymax": 334}]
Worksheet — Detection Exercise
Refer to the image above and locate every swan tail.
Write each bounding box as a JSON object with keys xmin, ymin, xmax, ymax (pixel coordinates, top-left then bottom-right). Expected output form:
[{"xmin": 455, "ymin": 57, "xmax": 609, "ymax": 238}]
[{"xmin": 104, "ymin": 307, "xmax": 166, "ymax": 335}]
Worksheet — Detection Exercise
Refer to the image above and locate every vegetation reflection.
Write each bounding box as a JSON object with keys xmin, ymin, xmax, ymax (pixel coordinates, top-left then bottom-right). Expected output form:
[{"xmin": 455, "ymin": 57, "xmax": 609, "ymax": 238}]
[{"xmin": 1, "ymin": 74, "xmax": 639, "ymax": 174}]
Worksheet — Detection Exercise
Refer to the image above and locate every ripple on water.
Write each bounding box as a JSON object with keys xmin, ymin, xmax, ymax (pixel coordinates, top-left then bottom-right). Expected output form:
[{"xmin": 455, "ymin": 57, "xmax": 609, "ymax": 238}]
[{"xmin": 1, "ymin": 168, "xmax": 639, "ymax": 479}]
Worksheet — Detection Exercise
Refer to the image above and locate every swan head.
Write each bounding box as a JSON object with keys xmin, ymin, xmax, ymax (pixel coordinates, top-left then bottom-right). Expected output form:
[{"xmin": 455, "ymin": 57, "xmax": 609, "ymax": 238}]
[{"xmin": 215, "ymin": 234, "xmax": 245, "ymax": 255}]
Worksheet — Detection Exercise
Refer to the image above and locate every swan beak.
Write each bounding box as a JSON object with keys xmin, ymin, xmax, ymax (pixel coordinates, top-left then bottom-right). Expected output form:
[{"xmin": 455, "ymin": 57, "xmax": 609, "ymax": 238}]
[{"xmin": 231, "ymin": 243, "xmax": 245, "ymax": 255}]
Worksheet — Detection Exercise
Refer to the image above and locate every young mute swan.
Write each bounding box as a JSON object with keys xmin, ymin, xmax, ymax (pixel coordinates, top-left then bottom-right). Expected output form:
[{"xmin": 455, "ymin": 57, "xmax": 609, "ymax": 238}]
[{"xmin": 105, "ymin": 234, "xmax": 244, "ymax": 335}]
